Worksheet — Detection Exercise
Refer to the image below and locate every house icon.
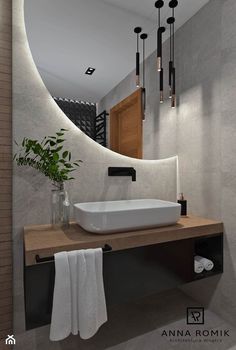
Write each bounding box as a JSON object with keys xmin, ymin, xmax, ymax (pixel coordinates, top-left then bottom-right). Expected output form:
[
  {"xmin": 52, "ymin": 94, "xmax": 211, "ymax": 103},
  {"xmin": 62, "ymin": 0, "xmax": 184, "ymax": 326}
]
[{"xmin": 5, "ymin": 335, "xmax": 16, "ymax": 345}]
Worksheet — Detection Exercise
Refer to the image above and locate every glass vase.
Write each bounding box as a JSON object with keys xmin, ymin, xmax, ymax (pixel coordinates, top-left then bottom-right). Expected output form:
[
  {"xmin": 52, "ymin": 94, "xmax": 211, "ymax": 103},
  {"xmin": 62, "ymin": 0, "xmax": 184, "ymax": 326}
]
[{"xmin": 51, "ymin": 182, "xmax": 66, "ymax": 227}]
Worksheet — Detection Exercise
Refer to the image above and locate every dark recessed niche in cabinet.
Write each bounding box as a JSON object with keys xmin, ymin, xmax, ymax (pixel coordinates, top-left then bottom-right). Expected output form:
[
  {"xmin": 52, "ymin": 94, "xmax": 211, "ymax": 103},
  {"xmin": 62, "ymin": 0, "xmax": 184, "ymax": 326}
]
[{"xmin": 194, "ymin": 233, "xmax": 223, "ymax": 280}]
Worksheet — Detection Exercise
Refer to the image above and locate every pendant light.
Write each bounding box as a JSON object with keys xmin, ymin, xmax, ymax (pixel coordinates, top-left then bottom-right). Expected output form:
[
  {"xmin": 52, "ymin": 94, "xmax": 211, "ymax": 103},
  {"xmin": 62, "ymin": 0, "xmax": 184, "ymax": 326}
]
[
  {"xmin": 155, "ymin": 0, "xmax": 165, "ymax": 72},
  {"xmin": 160, "ymin": 68, "xmax": 164, "ymax": 103},
  {"xmin": 169, "ymin": 0, "xmax": 178, "ymax": 108},
  {"xmin": 171, "ymin": 66, "xmax": 176, "ymax": 108},
  {"xmin": 140, "ymin": 33, "xmax": 148, "ymax": 118},
  {"xmin": 167, "ymin": 17, "xmax": 175, "ymax": 99},
  {"xmin": 134, "ymin": 27, "xmax": 142, "ymax": 87},
  {"xmin": 155, "ymin": 0, "xmax": 165, "ymax": 104}
]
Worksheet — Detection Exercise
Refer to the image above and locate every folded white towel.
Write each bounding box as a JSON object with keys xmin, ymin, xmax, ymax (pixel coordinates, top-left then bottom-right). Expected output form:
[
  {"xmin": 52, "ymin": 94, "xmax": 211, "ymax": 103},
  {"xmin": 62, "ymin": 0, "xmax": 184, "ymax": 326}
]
[
  {"xmin": 68, "ymin": 250, "xmax": 79, "ymax": 335},
  {"xmin": 195, "ymin": 255, "xmax": 214, "ymax": 271},
  {"xmin": 50, "ymin": 252, "xmax": 71, "ymax": 341},
  {"xmin": 50, "ymin": 248, "xmax": 107, "ymax": 341},
  {"xmin": 95, "ymin": 249, "xmax": 108, "ymax": 334},
  {"xmin": 194, "ymin": 257, "xmax": 204, "ymax": 274},
  {"xmin": 79, "ymin": 249, "xmax": 108, "ymax": 339}
]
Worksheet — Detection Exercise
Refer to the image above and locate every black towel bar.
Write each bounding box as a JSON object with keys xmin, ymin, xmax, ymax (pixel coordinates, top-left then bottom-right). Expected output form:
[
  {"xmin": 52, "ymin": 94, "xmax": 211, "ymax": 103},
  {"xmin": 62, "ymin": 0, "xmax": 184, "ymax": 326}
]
[{"xmin": 35, "ymin": 244, "xmax": 113, "ymax": 264}]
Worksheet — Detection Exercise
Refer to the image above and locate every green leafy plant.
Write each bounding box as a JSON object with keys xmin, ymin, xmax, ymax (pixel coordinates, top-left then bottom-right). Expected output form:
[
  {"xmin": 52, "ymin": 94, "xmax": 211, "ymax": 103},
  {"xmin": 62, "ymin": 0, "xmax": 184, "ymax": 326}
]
[{"xmin": 14, "ymin": 129, "xmax": 82, "ymax": 187}]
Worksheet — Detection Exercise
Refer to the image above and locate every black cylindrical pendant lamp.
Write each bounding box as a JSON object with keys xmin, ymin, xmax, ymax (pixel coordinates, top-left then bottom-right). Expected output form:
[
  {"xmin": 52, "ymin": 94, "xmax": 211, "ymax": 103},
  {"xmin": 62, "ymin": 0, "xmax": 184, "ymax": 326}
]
[
  {"xmin": 140, "ymin": 33, "xmax": 148, "ymax": 118},
  {"xmin": 140, "ymin": 33, "xmax": 148, "ymax": 88},
  {"xmin": 160, "ymin": 68, "xmax": 164, "ymax": 103},
  {"xmin": 134, "ymin": 27, "xmax": 142, "ymax": 87},
  {"xmin": 169, "ymin": 0, "xmax": 178, "ymax": 108},
  {"xmin": 167, "ymin": 16, "xmax": 175, "ymax": 99},
  {"xmin": 155, "ymin": 0, "xmax": 165, "ymax": 72},
  {"xmin": 169, "ymin": 61, "xmax": 173, "ymax": 98},
  {"xmin": 157, "ymin": 27, "xmax": 166, "ymax": 71},
  {"xmin": 171, "ymin": 67, "xmax": 176, "ymax": 108},
  {"xmin": 136, "ymin": 51, "xmax": 140, "ymax": 86}
]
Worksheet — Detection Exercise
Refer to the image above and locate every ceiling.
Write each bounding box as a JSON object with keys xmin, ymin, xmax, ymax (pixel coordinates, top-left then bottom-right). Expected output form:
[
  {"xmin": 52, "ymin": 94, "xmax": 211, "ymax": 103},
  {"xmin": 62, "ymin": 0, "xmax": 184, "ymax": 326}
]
[{"xmin": 25, "ymin": 0, "xmax": 209, "ymax": 103}]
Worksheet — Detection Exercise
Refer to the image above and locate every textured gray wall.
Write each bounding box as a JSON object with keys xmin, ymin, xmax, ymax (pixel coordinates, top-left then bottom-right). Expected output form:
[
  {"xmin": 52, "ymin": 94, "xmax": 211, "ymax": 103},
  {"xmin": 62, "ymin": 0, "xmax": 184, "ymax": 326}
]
[
  {"xmin": 13, "ymin": 0, "xmax": 178, "ymax": 348},
  {"xmin": 179, "ymin": 0, "xmax": 236, "ymax": 326},
  {"xmin": 99, "ymin": 0, "xmax": 236, "ymax": 326}
]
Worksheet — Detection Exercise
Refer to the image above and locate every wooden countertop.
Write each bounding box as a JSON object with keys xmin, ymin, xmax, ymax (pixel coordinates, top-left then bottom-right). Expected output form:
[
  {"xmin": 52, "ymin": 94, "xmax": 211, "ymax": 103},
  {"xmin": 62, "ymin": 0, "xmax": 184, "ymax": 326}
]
[{"xmin": 24, "ymin": 215, "xmax": 223, "ymax": 266}]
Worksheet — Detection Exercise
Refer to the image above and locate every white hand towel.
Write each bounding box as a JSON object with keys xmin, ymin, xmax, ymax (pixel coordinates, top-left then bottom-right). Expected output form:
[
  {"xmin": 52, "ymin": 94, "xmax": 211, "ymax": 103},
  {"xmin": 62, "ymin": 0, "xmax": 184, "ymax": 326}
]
[
  {"xmin": 95, "ymin": 248, "xmax": 107, "ymax": 330},
  {"xmin": 195, "ymin": 255, "xmax": 214, "ymax": 271},
  {"xmin": 50, "ymin": 252, "xmax": 71, "ymax": 341},
  {"xmin": 68, "ymin": 250, "xmax": 79, "ymax": 335},
  {"xmin": 78, "ymin": 248, "xmax": 107, "ymax": 339},
  {"xmin": 50, "ymin": 248, "xmax": 107, "ymax": 341},
  {"xmin": 194, "ymin": 256, "xmax": 204, "ymax": 274}
]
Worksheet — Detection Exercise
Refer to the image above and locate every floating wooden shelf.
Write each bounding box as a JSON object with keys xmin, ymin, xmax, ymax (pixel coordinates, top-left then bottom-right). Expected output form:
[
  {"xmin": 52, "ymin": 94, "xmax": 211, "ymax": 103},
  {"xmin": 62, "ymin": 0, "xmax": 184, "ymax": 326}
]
[
  {"xmin": 24, "ymin": 215, "xmax": 223, "ymax": 266},
  {"xmin": 24, "ymin": 215, "xmax": 223, "ymax": 330}
]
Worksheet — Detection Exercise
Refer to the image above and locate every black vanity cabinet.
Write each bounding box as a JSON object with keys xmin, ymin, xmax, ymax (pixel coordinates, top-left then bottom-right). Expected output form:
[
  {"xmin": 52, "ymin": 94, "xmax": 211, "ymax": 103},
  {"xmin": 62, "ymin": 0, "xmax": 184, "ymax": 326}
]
[{"xmin": 24, "ymin": 216, "xmax": 223, "ymax": 330}]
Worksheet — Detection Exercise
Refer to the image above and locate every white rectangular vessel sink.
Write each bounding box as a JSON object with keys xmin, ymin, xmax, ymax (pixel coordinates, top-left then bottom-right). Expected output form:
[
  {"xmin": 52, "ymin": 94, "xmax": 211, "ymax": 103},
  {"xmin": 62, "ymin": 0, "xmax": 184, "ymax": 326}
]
[{"xmin": 74, "ymin": 199, "xmax": 181, "ymax": 234}]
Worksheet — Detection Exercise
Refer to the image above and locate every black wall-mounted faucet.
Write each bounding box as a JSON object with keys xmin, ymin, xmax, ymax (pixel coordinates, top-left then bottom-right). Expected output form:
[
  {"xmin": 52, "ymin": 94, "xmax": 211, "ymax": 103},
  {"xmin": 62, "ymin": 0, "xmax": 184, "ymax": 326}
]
[{"xmin": 108, "ymin": 167, "xmax": 136, "ymax": 182}]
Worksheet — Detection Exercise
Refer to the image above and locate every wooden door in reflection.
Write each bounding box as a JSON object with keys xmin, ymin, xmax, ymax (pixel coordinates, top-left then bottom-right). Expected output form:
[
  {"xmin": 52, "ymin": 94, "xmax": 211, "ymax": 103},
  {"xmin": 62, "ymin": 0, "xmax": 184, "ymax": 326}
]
[{"xmin": 110, "ymin": 88, "xmax": 143, "ymax": 159}]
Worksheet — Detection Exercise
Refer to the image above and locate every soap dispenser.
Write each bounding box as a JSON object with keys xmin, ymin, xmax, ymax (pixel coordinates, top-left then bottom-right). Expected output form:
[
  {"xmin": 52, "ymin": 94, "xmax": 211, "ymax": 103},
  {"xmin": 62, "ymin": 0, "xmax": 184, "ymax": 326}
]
[{"xmin": 178, "ymin": 193, "xmax": 187, "ymax": 216}]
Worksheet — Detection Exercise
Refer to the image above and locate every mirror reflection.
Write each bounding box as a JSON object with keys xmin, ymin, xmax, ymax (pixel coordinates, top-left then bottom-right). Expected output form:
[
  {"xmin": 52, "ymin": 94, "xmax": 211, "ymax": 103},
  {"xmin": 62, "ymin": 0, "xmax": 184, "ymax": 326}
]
[{"xmin": 25, "ymin": 0, "xmax": 208, "ymax": 159}]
